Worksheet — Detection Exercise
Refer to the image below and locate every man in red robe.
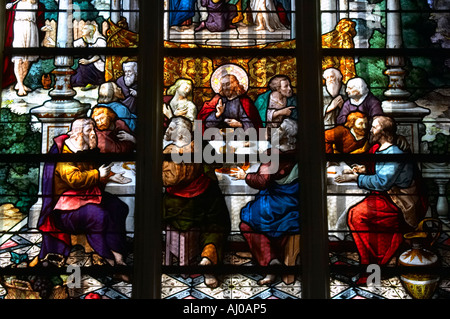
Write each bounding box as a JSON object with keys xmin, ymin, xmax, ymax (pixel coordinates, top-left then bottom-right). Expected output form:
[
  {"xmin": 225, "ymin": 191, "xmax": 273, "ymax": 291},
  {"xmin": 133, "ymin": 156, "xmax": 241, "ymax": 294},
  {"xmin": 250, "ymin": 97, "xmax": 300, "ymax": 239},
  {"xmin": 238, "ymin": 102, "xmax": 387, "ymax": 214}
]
[
  {"xmin": 335, "ymin": 116, "xmax": 428, "ymax": 284},
  {"xmin": 91, "ymin": 106, "xmax": 135, "ymax": 153},
  {"xmin": 197, "ymin": 74, "xmax": 262, "ymax": 133}
]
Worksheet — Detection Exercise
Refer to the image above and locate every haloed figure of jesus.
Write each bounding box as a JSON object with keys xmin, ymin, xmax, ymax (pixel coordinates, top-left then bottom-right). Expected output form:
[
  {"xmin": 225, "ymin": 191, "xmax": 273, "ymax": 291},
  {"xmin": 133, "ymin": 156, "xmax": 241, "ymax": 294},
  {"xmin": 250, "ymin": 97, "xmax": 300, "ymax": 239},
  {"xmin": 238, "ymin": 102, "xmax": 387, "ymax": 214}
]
[{"xmin": 198, "ymin": 74, "xmax": 262, "ymax": 132}]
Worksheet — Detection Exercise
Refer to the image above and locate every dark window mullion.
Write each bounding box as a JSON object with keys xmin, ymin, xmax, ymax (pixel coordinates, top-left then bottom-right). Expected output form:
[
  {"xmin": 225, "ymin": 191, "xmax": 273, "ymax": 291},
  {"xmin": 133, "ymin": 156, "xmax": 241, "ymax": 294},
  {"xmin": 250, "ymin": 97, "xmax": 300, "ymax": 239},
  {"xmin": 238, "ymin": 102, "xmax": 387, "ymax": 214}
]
[
  {"xmin": 132, "ymin": 0, "xmax": 164, "ymax": 299},
  {"xmin": 297, "ymin": 0, "xmax": 330, "ymax": 299}
]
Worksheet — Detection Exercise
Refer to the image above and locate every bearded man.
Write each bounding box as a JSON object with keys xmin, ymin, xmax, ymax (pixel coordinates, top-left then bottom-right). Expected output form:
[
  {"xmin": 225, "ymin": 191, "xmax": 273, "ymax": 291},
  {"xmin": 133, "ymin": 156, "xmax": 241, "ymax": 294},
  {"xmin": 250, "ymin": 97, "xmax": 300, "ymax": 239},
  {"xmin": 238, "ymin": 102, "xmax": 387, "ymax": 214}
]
[
  {"xmin": 335, "ymin": 116, "xmax": 428, "ymax": 284},
  {"xmin": 323, "ymin": 68, "xmax": 345, "ymax": 127},
  {"xmin": 37, "ymin": 118, "xmax": 129, "ymax": 268},
  {"xmin": 197, "ymin": 73, "xmax": 262, "ymax": 132},
  {"xmin": 162, "ymin": 116, "xmax": 230, "ymax": 288},
  {"xmin": 91, "ymin": 106, "xmax": 136, "ymax": 153},
  {"xmin": 254, "ymin": 75, "xmax": 297, "ymax": 129},
  {"xmin": 116, "ymin": 61, "xmax": 138, "ymax": 114},
  {"xmin": 324, "ymin": 111, "xmax": 369, "ymax": 154}
]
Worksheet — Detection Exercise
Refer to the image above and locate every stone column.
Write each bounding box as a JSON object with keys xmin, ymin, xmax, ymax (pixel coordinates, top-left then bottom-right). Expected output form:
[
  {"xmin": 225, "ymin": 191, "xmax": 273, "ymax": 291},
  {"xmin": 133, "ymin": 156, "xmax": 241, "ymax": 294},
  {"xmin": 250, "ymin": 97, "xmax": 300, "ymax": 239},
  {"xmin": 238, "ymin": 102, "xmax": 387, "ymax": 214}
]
[
  {"xmin": 122, "ymin": 0, "xmax": 139, "ymax": 33},
  {"xmin": 381, "ymin": 0, "xmax": 429, "ymax": 153},
  {"xmin": 291, "ymin": 0, "xmax": 296, "ymax": 37},
  {"xmin": 164, "ymin": 0, "xmax": 169, "ymax": 41},
  {"xmin": 422, "ymin": 164, "xmax": 450, "ymax": 219},
  {"xmin": 28, "ymin": 0, "xmax": 90, "ymax": 228},
  {"xmin": 111, "ymin": 0, "xmax": 121, "ymax": 24},
  {"xmin": 320, "ymin": 0, "xmax": 338, "ymax": 34}
]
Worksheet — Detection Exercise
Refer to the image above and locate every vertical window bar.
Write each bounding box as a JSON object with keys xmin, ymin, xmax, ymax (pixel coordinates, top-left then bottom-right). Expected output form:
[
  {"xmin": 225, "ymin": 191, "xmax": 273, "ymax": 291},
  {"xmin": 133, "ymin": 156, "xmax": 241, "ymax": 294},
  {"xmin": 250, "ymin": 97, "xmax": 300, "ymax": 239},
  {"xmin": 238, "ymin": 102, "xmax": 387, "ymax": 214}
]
[
  {"xmin": 132, "ymin": 0, "xmax": 164, "ymax": 299},
  {"xmin": 297, "ymin": 0, "xmax": 330, "ymax": 299}
]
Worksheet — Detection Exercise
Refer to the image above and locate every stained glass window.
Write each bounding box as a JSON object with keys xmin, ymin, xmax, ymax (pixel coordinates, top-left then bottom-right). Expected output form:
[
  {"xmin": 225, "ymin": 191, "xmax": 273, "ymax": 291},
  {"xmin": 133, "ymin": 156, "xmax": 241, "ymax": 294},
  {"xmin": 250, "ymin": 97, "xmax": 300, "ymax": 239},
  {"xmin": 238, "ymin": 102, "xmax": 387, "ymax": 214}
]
[
  {"xmin": 2, "ymin": 0, "xmax": 449, "ymax": 304},
  {"xmin": 322, "ymin": 0, "xmax": 450, "ymax": 299},
  {"xmin": 1, "ymin": 0, "xmax": 138, "ymax": 299},
  {"xmin": 161, "ymin": 0, "xmax": 301, "ymax": 299}
]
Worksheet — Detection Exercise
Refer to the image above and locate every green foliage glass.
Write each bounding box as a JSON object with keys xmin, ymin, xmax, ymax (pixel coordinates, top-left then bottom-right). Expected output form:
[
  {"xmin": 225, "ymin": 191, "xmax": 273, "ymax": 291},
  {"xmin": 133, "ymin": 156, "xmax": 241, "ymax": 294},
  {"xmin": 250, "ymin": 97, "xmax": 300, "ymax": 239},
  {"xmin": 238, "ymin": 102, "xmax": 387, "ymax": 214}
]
[{"xmin": 0, "ymin": 108, "xmax": 40, "ymax": 213}]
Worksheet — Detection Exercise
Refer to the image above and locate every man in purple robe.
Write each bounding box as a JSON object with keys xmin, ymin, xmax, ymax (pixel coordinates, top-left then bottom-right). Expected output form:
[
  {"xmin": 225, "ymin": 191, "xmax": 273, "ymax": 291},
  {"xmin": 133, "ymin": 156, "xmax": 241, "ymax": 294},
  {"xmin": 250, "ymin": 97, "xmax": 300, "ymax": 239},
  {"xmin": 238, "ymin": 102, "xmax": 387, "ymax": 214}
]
[
  {"xmin": 115, "ymin": 61, "xmax": 138, "ymax": 114},
  {"xmin": 37, "ymin": 118, "xmax": 129, "ymax": 269},
  {"xmin": 336, "ymin": 77, "xmax": 384, "ymax": 125},
  {"xmin": 194, "ymin": 0, "xmax": 237, "ymax": 32}
]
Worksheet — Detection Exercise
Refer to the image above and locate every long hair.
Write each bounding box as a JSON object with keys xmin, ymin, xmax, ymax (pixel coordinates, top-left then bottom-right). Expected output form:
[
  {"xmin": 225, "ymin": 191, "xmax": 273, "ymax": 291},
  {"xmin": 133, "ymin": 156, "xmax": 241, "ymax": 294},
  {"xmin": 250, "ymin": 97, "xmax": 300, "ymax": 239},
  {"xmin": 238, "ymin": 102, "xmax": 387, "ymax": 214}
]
[
  {"xmin": 91, "ymin": 106, "xmax": 117, "ymax": 122},
  {"xmin": 374, "ymin": 115, "xmax": 397, "ymax": 143},
  {"xmin": 218, "ymin": 74, "xmax": 246, "ymax": 97},
  {"xmin": 344, "ymin": 111, "xmax": 366, "ymax": 129},
  {"xmin": 167, "ymin": 78, "xmax": 193, "ymax": 100}
]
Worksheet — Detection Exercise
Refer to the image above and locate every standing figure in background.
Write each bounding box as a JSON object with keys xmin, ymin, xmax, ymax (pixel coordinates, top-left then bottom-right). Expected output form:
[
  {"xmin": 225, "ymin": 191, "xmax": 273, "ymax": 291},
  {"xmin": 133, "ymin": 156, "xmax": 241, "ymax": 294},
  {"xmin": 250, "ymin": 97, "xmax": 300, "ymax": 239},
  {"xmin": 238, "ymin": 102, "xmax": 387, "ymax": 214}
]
[
  {"xmin": 194, "ymin": 0, "xmax": 237, "ymax": 32},
  {"xmin": 323, "ymin": 68, "xmax": 345, "ymax": 128},
  {"xmin": 250, "ymin": 0, "xmax": 287, "ymax": 32},
  {"xmin": 5, "ymin": 0, "xmax": 47, "ymax": 96},
  {"xmin": 116, "ymin": 61, "xmax": 138, "ymax": 114},
  {"xmin": 71, "ymin": 23, "xmax": 107, "ymax": 91}
]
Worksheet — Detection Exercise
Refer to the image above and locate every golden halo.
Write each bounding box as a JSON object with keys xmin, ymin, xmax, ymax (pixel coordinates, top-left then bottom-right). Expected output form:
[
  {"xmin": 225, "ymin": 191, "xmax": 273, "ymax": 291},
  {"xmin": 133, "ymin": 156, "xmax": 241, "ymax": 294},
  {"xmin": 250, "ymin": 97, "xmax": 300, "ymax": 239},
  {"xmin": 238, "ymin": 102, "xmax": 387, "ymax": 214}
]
[{"xmin": 211, "ymin": 64, "xmax": 249, "ymax": 94}]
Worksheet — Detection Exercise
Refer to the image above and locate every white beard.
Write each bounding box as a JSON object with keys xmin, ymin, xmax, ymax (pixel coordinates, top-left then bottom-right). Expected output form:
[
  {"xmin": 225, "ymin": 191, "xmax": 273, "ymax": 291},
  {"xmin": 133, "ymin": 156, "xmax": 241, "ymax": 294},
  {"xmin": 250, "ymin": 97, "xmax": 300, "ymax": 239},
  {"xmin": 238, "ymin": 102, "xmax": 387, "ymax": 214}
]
[
  {"xmin": 124, "ymin": 74, "xmax": 136, "ymax": 87},
  {"xmin": 326, "ymin": 82, "xmax": 341, "ymax": 98}
]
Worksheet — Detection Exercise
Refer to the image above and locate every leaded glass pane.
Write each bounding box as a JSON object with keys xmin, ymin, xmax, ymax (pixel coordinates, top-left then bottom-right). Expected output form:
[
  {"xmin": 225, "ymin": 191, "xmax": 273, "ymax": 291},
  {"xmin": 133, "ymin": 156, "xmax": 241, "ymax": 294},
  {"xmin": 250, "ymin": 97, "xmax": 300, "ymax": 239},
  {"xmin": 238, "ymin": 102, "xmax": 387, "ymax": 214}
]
[
  {"xmin": 164, "ymin": 0, "xmax": 296, "ymax": 48},
  {"xmin": 1, "ymin": 0, "xmax": 138, "ymax": 299},
  {"xmin": 161, "ymin": 53, "xmax": 301, "ymax": 298},
  {"xmin": 321, "ymin": 0, "xmax": 450, "ymax": 299}
]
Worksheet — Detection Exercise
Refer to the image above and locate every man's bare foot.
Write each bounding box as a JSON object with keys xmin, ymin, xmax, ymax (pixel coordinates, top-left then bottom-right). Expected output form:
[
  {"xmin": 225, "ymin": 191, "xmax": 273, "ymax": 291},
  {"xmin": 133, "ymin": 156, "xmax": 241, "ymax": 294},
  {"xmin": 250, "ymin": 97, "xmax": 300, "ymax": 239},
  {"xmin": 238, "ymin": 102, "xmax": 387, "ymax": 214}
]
[
  {"xmin": 258, "ymin": 274, "xmax": 276, "ymax": 286},
  {"xmin": 17, "ymin": 88, "xmax": 27, "ymax": 96},
  {"xmin": 204, "ymin": 274, "xmax": 219, "ymax": 288},
  {"xmin": 195, "ymin": 22, "xmax": 206, "ymax": 32},
  {"xmin": 258, "ymin": 259, "xmax": 281, "ymax": 285},
  {"xmin": 200, "ymin": 257, "xmax": 219, "ymax": 288}
]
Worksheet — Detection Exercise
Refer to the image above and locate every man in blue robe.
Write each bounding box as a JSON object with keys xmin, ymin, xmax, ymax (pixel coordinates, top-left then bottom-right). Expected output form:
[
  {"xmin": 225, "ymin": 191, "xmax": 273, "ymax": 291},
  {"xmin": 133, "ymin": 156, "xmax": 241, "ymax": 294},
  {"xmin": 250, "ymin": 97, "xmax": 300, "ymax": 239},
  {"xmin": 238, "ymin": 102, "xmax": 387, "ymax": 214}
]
[
  {"xmin": 170, "ymin": 0, "xmax": 196, "ymax": 27},
  {"xmin": 231, "ymin": 118, "xmax": 299, "ymax": 285}
]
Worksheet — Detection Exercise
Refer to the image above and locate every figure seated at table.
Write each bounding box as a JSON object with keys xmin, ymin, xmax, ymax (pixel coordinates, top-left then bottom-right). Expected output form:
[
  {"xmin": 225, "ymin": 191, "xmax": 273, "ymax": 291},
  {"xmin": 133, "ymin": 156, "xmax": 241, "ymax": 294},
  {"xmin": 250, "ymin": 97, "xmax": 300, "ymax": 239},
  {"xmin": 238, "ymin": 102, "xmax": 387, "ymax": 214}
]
[
  {"xmin": 324, "ymin": 111, "xmax": 369, "ymax": 155},
  {"xmin": 334, "ymin": 116, "xmax": 428, "ymax": 284},
  {"xmin": 231, "ymin": 118, "xmax": 299, "ymax": 285},
  {"xmin": 162, "ymin": 117, "xmax": 231, "ymax": 288},
  {"xmin": 91, "ymin": 105, "xmax": 136, "ymax": 154},
  {"xmin": 37, "ymin": 118, "xmax": 131, "ymax": 278}
]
